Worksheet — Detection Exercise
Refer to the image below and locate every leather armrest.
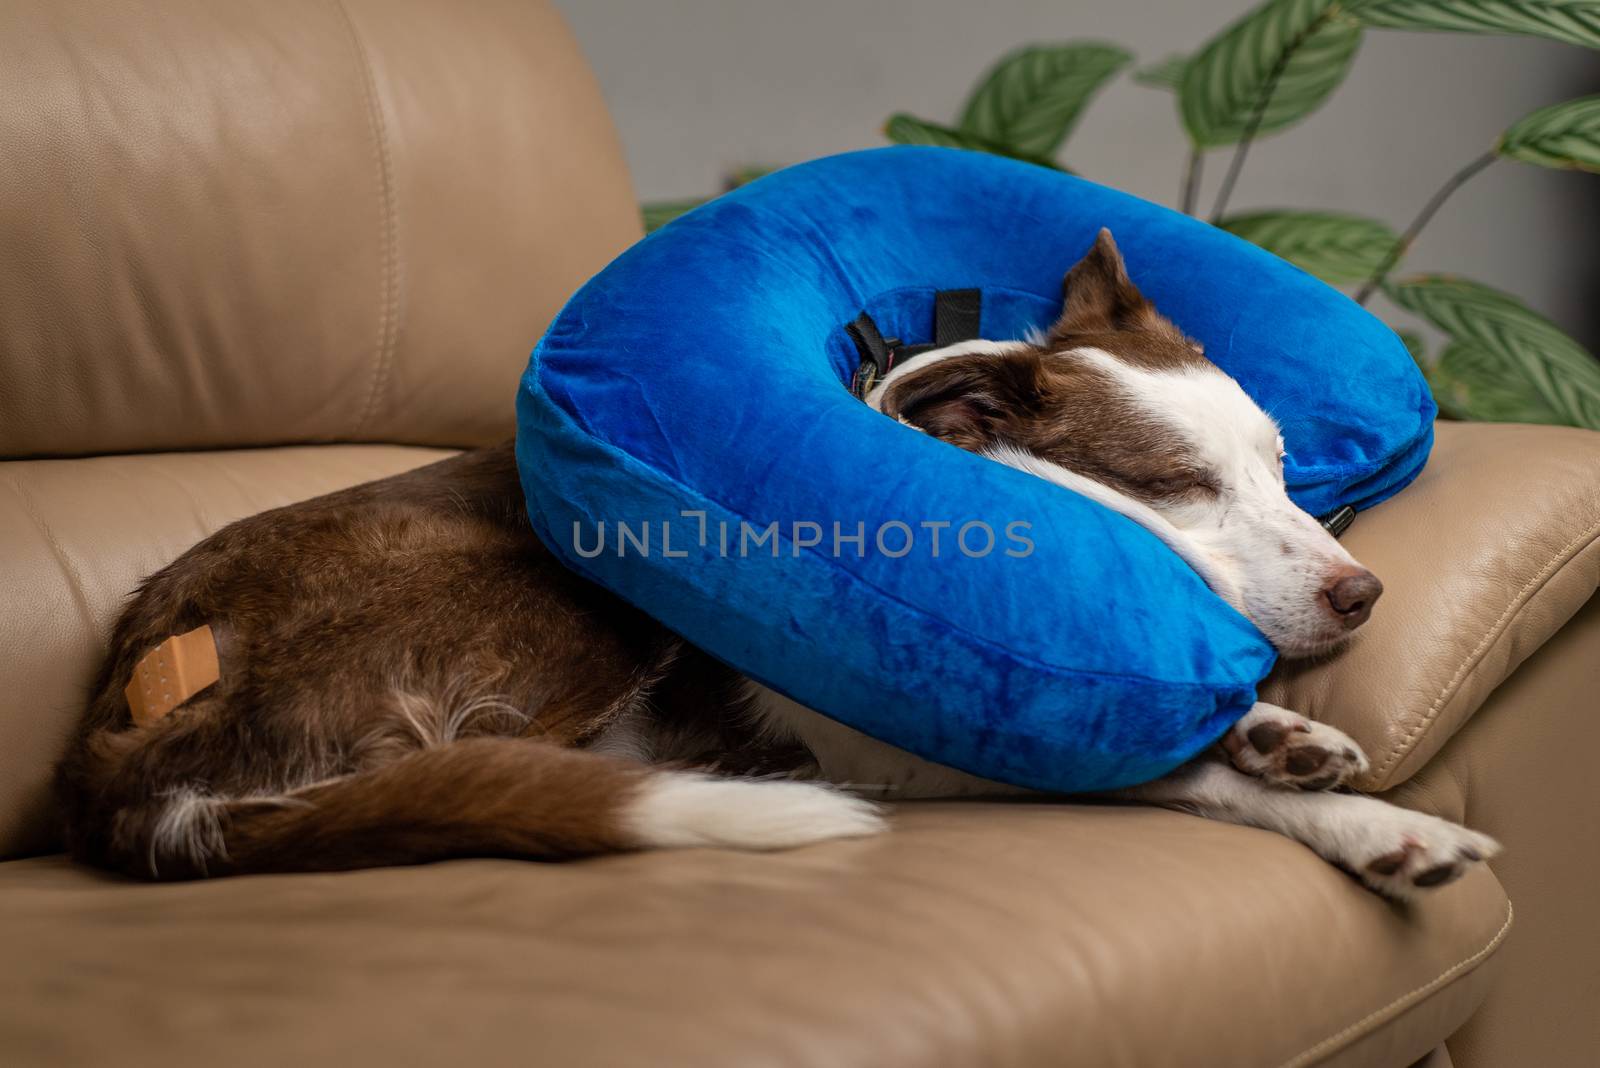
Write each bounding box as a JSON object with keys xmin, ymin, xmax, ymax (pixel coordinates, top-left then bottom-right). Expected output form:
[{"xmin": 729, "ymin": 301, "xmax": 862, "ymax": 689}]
[{"xmin": 1261, "ymin": 421, "xmax": 1600, "ymax": 791}]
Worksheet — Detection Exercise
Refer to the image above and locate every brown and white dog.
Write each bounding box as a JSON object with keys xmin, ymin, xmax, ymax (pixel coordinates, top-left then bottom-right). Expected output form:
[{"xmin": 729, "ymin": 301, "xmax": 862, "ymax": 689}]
[{"xmin": 58, "ymin": 230, "xmax": 1497, "ymax": 899}]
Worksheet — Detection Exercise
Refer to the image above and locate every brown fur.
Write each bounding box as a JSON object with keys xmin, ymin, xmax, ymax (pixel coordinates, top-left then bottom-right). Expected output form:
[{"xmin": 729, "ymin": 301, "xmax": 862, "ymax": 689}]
[{"xmin": 59, "ymin": 227, "xmax": 1204, "ymax": 880}]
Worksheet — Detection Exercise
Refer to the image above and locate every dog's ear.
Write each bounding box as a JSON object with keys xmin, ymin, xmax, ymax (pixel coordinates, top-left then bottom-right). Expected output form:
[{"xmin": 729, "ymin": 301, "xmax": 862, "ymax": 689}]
[
  {"xmin": 1049, "ymin": 228, "xmax": 1183, "ymax": 342},
  {"xmin": 879, "ymin": 353, "xmax": 1044, "ymax": 450}
]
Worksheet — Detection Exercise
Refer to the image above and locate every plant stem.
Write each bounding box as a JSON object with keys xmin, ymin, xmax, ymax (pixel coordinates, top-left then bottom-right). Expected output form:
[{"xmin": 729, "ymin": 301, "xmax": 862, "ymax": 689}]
[
  {"xmin": 1208, "ymin": 49, "xmax": 1292, "ymax": 223},
  {"xmin": 1181, "ymin": 147, "xmax": 1204, "ymax": 215},
  {"xmin": 1354, "ymin": 149, "xmax": 1499, "ymax": 306}
]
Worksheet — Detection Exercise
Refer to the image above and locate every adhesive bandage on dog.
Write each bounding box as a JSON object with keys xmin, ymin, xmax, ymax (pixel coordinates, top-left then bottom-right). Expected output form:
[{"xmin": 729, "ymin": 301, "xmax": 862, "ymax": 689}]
[{"xmin": 124, "ymin": 625, "xmax": 220, "ymax": 727}]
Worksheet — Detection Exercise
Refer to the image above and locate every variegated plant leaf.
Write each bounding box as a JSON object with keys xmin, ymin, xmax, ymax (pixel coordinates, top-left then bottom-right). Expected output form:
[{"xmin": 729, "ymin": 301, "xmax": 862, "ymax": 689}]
[
  {"xmin": 1180, "ymin": 0, "xmax": 1363, "ymax": 147},
  {"xmin": 1134, "ymin": 54, "xmax": 1189, "ymax": 90},
  {"xmin": 1386, "ymin": 274, "xmax": 1600, "ymax": 428},
  {"xmin": 1350, "ymin": 1, "xmax": 1600, "ymax": 49},
  {"xmin": 1431, "ymin": 339, "xmax": 1569, "ymax": 422},
  {"xmin": 1218, "ymin": 210, "xmax": 1400, "ymax": 283},
  {"xmin": 1497, "ymin": 94, "xmax": 1600, "ymax": 172},
  {"xmin": 958, "ymin": 43, "xmax": 1131, "ymax": 157},
  {"xmin": 885, "ymin": 113, "xmax": 1065, "ymax": 169}
]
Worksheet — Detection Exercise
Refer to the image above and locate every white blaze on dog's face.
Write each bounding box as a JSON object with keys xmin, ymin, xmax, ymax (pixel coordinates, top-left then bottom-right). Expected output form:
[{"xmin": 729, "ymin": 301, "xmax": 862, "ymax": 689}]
[{"xmin": 870, "ymin": 228, "xmax": 1382, "ymax": 657}]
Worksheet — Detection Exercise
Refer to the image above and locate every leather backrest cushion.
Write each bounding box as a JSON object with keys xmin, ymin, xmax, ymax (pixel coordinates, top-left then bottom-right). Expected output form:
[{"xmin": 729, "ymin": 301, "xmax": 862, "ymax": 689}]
[{"xmin": 0, "ymin": 0, "xmax": 640, "ymax": 459}]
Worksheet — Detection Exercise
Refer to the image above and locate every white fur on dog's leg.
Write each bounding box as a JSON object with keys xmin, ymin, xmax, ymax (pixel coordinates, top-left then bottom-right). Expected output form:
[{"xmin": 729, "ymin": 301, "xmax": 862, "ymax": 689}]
[
  {"xmin": 623, "ymin": 773, "xmax": 887, "ymax": 851},
  {"xmin": 1117, "ymin": 758, "xmax": 1500, "ymax": 901}
]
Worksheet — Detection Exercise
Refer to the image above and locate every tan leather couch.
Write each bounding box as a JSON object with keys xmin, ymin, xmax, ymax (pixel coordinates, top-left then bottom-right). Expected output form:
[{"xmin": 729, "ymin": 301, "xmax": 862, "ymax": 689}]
[{"xmin": 2, "ymin": 3, "xmax": 1596, "ymax": 1065}]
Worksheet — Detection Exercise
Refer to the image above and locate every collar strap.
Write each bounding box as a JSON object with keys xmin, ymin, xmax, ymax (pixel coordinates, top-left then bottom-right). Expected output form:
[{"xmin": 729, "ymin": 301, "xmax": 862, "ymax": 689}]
[{"xmin": 847, "ymin": 288, "xmax": 982, "ymax": 399}]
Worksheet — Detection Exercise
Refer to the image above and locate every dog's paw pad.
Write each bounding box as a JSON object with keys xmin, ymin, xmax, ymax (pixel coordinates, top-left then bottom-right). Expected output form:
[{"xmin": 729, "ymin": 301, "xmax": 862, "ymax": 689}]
[
  {"xmin": 1352, "ymin": 819, "xmax": 1500, "ymax": 901},
  {"xmin": 1284, "ymin": 745, "xmax": 1331, "ymax": 776},
  {"xmin": 1413, "ymin": 863, "xmax": 1462, "ymax": 888},
  {"xmin": 1227, "ymin": 708, "xmax": 1367, "ymax": 790},
  {"xmin": 1365, "ymin": 848, "xmax": 1410, "ymax": 876},
  {"xmin": 1246, "ymin": 721, "xmax": 1291, "ymax": 754}
]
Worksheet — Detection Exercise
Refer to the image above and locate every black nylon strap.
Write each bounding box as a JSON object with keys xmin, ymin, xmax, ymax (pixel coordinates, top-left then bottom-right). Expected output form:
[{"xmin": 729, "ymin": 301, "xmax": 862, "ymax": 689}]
[
  {"xmin": 933, "ymin": 288, "xmax": 982, "ymax": 349},
  {"xmin": 846, "ymin": 311, "xmax": 891, "ymax": 378},
  {"xmin": 846, "ymin": 312, "xmax": 892, "ymax": 397},
  {"xmin": 847, "ymin": 289, "xmax": 984, "ymax": 398}
]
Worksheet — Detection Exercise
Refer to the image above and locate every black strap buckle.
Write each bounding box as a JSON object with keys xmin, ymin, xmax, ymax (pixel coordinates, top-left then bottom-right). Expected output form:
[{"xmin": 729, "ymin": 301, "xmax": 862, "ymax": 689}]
[
  {"xmin": 847, "ymin": 288, "xmax": 982, "ymax": 399},
  {"xmin": 1318, "ymin": 505, "xmax": 1356, "ymax": 538},
  {"xmin": 846, "ymin": 312, "xmax": 893, "ymax": 398}
]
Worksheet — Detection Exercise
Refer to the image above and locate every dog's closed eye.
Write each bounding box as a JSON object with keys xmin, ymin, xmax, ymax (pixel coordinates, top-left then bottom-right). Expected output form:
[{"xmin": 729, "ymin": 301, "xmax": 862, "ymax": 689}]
[{"xmin": 1136, "ymin": 470, "xmax": 1221, "ymax": 500}]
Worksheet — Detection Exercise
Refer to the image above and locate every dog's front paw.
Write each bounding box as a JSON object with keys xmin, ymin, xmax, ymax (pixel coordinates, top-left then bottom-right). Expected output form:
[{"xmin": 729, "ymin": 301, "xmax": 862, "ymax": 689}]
[
  {"xmin": 1223, "ymin": 703, "xmax": 1368, "ymax": 791},
  {"xmin": 1342, "ymin": 808, "xmax": 1501, "ymax": 901}
]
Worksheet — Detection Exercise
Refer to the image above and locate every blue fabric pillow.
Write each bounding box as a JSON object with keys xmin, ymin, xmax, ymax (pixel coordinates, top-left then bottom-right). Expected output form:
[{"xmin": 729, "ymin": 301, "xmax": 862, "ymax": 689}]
[{"xmin": 516, "ymin": 146, "xmax": 1434, "ymax": 792}]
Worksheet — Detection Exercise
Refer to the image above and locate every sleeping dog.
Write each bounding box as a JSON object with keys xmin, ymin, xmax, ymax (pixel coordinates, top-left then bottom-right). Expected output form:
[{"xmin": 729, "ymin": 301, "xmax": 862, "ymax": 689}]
[{"xmin": 58, "ymin": 229, "xmax": 1497, "ymax": 898}]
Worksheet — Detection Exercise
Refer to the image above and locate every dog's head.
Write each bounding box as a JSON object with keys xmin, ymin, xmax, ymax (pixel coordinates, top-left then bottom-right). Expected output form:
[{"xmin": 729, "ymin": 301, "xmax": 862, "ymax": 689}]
[{"xmin": 867, "ymin": 228, "xmax": 1381, "ymax": 657}]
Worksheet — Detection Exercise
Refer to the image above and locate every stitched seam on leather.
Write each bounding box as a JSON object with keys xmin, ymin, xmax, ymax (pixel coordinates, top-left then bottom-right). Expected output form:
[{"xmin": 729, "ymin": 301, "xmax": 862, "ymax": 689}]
[
  {"xmin": 1370, "ymin": 514, "xmax": 1600, "ymax": 787},
  {"xmin": 1278, "ymin": 901, "xmax": 1513, "ymax": 1068},
  {"xmin": 335, "ymin": 0, "xmax": 401, "ymax": 439}
]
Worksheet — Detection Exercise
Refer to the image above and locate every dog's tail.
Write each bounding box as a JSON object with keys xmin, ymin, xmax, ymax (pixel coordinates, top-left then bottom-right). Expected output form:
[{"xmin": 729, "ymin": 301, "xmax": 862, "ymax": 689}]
[{"xmin": 58, "ymin": 707, "xmax": 884, "ymax": 880}]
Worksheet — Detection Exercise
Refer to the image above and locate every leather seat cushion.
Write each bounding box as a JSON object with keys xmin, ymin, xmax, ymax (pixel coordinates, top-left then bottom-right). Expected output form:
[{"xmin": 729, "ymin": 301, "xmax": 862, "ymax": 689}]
[
  {"xmin": 1262, "ymin": 421, "xmax": 1600, "ymax": 791},
  {"xmin": 0, "ymin": 445, "xmax": 454, "ymax": 858},
  {"xmin": 0, "ymin": 802, "xmax": 1510, "ymax": 1068}
]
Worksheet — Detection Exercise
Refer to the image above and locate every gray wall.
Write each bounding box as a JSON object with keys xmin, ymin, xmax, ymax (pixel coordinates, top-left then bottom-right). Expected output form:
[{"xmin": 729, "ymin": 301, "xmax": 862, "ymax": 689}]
[{"xmin": 560, "ymin": 1, "xmax": 1599, "ymax": 345}]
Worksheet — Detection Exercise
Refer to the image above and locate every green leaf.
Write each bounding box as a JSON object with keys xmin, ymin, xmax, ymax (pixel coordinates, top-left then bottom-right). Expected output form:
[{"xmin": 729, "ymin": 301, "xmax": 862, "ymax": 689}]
[
  {"xmin": 640, "ymin": 199, "xmax": 704, "ymax": 233},
  {"xmin": 1431, "ymin": 339, "xmax": 1569, "ymax": 422},
  {"xmin": 1218, "ymin": 210, "xmax": 1400, "ymax": 283},
  {"xmin": 1350, "ymin": 1, "xmax": 1600, "ymax": 49},
  {"xmin": 1396, "ymin": 328, "xmax": 1479, "ymax": 420},
  {"xmin": 1393, "ymin": 326, "xmax": 1556, "ymax": 424},
  {"xmin": 1386, "ymin": 274, "xmax": 1600, "ymax": 428},
  {"xmin": 1134, "ymin": 54, "xmax": 1189, "ymax": 90},
  {"xmin": 1497, "ymin": 94, "xmax": 1600, "ymax": 172},
  {"xmin": 958, "ymin": 43, "xmax": 1132, "ymax": 157},
  {"xmin": 1180, "ymin": 0, "xmax": 1363, "ymax": 148},
  {"xmin": 885, "ymin": 113, "xmax": 1065, "ymax": 169}
]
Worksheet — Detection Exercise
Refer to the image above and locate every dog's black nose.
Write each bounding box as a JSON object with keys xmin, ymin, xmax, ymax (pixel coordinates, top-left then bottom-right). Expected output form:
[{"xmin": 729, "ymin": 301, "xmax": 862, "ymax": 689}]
[{"xmin": 1325, "ymin": 570, "xmax": 1383, "ymax": 629}]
